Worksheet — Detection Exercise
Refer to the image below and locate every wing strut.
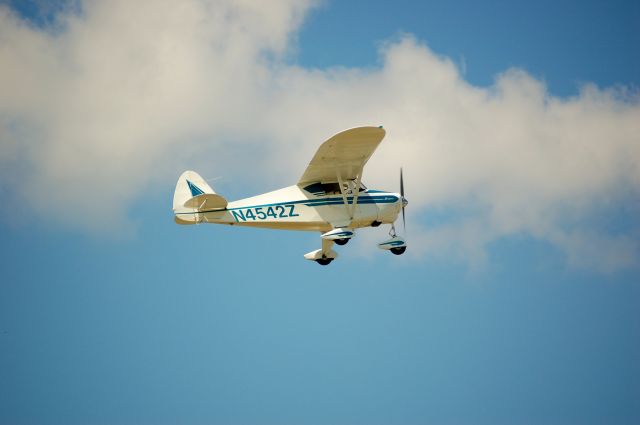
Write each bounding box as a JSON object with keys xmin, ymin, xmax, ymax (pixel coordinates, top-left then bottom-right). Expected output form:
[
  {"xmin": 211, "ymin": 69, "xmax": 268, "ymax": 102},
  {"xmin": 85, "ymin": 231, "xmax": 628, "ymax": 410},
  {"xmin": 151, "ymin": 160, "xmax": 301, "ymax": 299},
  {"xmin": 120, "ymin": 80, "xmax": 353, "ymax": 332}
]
[
  {"xmin": 351, "ymin": 166, "xmax": 363, "ymax": 217},
  {"xmin": 336, "ymin": 172, "xmax": 349, "ymax": 213},
  {"xmin": 336, "ymin": 167, "xmax": 363, "ymax": 220}
]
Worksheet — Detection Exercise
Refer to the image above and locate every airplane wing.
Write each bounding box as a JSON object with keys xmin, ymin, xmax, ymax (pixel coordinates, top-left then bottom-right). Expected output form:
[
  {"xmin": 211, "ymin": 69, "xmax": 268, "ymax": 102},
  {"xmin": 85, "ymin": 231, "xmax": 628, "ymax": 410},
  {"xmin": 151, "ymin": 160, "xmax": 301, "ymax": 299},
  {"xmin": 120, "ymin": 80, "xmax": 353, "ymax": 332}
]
[{"xmin": 298, "ymin": 126, "xmax": 386, "ymax": 185}]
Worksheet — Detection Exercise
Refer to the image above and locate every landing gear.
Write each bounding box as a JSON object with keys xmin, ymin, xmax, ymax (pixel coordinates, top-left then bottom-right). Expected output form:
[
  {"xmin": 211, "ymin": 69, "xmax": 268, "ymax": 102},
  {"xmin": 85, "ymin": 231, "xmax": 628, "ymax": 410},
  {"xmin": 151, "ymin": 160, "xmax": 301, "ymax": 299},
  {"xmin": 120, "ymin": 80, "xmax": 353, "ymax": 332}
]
[
  {"xmin": 315, "ymin": 258, "xmax": 333, "ymax": 266},
  {"xmin": 378, "ymin": 223, "xmax": 407, "ymax": 255},
  {"xmin": 304, "ymin": 240, "xmax": 338, "ymax": 265},
  {"xmin": 334, "ymin": 238, "xmax": 349, "ymax": 246},
  {"xmin": 390, "ymin": 246, "xmax": 406, "ymax": 255}
]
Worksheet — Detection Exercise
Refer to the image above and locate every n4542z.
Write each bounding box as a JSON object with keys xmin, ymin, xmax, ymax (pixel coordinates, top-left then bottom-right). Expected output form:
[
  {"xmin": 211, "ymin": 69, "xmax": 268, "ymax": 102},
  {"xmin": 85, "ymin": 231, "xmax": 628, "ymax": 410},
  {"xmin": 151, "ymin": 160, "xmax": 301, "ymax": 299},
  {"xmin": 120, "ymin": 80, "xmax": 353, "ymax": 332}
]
[{"xmin": 231, "ymin": 205, "xmax": 299, "ymax": 222}]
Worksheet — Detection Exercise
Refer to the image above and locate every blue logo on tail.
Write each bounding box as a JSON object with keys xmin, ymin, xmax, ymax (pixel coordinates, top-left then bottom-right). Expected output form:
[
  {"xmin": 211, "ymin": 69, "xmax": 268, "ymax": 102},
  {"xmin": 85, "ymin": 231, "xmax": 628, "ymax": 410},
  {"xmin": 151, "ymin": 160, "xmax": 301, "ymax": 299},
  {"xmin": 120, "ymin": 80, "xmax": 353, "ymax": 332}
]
[{"xmin": 186, "ymin": 180, "xmax": 204, "ymax": 197}]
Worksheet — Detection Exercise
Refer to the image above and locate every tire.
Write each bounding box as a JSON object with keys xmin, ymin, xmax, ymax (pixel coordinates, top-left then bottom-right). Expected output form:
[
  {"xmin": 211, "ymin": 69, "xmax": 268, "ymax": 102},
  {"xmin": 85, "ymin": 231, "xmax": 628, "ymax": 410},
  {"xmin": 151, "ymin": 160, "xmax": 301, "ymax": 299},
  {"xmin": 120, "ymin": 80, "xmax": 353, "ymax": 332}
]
[
  {"xmin": 390, "ymin": 246, "xmax": 406, "ymax": 255},
  {"xmin": 334, "ymin": 238, "xmax": 349, "ymax": 246},
  {"xmin": 316, "ymin": 258, "xmax": 333, "ymax": 266}
]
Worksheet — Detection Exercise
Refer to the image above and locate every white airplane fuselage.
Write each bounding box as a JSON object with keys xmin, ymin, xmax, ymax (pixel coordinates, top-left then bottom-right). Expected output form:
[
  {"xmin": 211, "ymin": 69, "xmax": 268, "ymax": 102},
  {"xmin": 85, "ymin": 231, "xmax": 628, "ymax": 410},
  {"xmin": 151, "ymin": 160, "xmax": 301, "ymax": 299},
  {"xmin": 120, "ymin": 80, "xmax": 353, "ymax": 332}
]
[{"xmin": 174, "ymin": 184, "xmax": 402, "ymax": 232}]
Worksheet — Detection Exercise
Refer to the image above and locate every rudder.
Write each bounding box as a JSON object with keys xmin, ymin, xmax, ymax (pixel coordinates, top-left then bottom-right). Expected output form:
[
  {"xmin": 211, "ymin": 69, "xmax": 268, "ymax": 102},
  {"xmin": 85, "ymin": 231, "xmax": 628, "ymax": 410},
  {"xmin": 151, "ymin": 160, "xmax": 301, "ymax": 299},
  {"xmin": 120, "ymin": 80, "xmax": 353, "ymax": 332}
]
[
  {"xmin": 173, "ymin": 171, "xmax": 227, "ymax": 224},
  {"xmin": 173, "ymin": 170, "xmax": 216, "ymax": 210}
]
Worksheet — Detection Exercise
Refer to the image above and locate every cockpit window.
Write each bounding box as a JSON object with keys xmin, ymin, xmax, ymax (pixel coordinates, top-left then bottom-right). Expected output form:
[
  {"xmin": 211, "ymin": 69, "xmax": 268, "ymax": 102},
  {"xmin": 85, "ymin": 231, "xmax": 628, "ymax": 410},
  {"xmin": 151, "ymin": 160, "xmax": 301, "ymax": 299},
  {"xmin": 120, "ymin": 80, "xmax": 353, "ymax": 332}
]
[
  {"xmin": 303, "ymin": 183, "xmax": 325, "ymax": 195},
  {"xmin": 321, "ymin": 182, "xmax": 342, "ymax": 194},
  {"xmin": 303, "ymin": 181, "xmax": 367, "ymax": 196}
]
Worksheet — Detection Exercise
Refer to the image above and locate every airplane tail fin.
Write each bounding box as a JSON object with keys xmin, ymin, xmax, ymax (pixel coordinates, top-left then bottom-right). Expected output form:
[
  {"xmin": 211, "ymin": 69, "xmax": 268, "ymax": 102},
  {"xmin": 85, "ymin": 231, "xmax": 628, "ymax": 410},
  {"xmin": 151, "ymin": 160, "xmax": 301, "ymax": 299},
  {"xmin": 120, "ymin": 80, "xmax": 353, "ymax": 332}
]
[{"xmin": 173, "ymin": 171, "xmax": 228, "ymax": 225}]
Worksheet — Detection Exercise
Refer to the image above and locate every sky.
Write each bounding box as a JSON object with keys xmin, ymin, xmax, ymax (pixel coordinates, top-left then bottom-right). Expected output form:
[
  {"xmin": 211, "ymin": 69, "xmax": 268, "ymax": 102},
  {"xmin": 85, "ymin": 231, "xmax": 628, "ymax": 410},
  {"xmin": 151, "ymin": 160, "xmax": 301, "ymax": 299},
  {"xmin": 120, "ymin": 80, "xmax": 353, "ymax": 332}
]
[{"xmin": 0, "ymin": 1, "xmax": 639, "ymax": 424}]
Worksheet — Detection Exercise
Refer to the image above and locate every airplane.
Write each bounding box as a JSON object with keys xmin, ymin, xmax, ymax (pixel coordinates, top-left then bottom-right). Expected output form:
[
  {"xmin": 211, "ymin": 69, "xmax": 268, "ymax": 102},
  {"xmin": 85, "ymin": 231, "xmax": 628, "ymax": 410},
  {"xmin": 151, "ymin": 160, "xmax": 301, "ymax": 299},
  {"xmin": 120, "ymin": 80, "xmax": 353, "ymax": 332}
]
[{"xmin": 172, "ymin": 126, "xmax": 407, "ymax": 265}]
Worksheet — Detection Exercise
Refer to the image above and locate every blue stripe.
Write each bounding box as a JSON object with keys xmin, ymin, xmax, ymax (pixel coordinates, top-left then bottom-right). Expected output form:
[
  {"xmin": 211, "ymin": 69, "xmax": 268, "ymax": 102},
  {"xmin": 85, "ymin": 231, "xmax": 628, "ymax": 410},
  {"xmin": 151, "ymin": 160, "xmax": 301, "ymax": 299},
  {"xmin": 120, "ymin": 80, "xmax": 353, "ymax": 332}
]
[
  {"xmin": 177, "ymin": 194, "xmax": 399, "ymax": 215},
  {"xmin": 379, "ymin": 240, "xmax": 404, "ymax": 246},
  {"xmin": 328, "ymin": 231, "xmax": 353, "ymax": 237},
  {"xmin": 226, "ymin": 195, "xmax": 399, "ymax": 211}
]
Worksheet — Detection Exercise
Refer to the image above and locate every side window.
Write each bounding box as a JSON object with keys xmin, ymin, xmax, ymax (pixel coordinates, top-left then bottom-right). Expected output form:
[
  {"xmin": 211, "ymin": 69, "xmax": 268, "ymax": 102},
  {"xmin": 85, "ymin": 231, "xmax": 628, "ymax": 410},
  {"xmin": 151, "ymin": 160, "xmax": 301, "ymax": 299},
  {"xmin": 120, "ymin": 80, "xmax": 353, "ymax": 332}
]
[
  {"xmin": 304, "ymin": 181, "xmax": 366, "ymax": 195},
  {"xmin": 321, "ymin": 182, "xmax": 341, "ymax": 194},
  {"xmin": 303, "ymin": 183, "xmax": 325, "ymax": 196}
]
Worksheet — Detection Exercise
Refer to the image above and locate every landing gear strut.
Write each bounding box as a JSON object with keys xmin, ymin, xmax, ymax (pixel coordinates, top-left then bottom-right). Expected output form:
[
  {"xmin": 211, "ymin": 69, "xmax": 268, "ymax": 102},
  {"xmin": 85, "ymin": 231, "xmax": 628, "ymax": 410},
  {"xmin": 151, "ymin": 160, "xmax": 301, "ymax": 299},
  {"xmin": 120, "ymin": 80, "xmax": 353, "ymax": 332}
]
[{"xmin": 305, "ymin": 239, "xmax": 338, "ymax": 265}]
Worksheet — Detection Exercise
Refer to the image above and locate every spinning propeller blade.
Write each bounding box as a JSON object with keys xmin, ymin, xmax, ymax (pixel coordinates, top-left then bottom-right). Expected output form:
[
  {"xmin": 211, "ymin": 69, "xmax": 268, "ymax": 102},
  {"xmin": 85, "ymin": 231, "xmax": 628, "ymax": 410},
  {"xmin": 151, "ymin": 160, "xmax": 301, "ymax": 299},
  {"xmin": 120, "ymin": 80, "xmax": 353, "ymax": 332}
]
[{"xmin": 400, "ymin": 167, "xmax": 406, "ymax": 234}]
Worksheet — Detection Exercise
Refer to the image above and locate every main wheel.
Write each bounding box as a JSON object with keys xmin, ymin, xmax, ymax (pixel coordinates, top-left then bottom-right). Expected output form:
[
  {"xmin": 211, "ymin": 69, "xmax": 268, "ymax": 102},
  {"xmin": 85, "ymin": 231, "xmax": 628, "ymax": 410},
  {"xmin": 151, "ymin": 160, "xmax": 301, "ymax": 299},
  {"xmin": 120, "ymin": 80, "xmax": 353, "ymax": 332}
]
[
  {"xmin": 390, "ymin": 246, "xmax": 406, "ymax": 255},
  {"xmin": 316, "ymin": 258, "xmax": 333, "ymax": 266},
  {"xmin": 334, "ymin": 238, "xmax": 349, "ymax": 246}
]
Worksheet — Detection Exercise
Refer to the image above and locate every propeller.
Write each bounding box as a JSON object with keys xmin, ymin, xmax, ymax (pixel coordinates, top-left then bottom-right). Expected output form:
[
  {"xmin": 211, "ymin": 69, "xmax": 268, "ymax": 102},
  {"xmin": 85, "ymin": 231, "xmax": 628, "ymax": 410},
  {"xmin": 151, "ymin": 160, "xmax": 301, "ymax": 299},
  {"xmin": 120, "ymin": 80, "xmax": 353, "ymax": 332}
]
[{"xmin": 400, "ymin": 167, "xmax": 406, "ymax": 234}]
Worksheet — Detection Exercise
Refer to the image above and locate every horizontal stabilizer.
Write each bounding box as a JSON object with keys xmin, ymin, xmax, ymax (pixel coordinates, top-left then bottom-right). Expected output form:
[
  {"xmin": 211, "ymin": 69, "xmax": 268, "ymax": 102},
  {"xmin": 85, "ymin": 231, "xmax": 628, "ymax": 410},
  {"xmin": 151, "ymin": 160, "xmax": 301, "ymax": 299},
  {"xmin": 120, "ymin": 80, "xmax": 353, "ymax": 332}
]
[
  {"xmin": 175, "ymin": 215, "xmax": 196, "ymax": 225},
  {"xmin": 183, "ymin": 193, "xmax": 228, "ymax": 211}
]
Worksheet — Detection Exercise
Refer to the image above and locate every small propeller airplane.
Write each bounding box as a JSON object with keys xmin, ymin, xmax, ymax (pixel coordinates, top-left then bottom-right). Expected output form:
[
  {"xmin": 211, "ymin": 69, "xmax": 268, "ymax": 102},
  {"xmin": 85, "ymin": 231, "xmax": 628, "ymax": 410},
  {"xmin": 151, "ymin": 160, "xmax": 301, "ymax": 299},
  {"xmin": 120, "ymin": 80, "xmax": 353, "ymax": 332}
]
[{"xmin": 173, "ymin": 126, "xmax": 407, "ymax": 265}]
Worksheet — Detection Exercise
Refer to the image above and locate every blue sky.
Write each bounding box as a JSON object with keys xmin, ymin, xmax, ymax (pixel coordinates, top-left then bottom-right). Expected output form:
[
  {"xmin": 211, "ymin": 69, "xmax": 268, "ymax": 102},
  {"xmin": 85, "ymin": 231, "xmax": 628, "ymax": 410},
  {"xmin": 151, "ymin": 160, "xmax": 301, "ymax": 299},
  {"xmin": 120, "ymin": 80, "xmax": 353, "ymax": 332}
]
[
  {"xmin": 1, "ymin": 1, "xmax": 639, "ymax": 425},
  {"xmin": 296, "ymin": 0, "xmax": 639, "ymax": 95}
]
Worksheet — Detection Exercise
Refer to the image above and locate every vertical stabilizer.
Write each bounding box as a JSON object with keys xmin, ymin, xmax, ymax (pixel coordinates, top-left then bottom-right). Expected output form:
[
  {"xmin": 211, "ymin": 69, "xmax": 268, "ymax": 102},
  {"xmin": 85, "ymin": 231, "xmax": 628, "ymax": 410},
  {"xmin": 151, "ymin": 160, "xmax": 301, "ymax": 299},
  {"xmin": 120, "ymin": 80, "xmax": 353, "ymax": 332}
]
[{"xmin": 173, "ymin": 170, "xmax": 217, "ymax": 211}]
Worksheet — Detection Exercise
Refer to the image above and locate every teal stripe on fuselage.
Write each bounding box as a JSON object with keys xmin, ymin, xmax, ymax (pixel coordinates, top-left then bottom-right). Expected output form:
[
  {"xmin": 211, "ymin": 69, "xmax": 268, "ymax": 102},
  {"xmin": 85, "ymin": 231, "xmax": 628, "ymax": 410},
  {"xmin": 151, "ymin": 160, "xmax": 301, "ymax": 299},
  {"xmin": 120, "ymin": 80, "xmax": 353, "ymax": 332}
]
[
  {"xmin": 227, "ymin": 195, "xmax": 399, "ymax": 211},
  {"xmin": 177, "ymin": 194, "xmax": 399, "ymax": 215}
]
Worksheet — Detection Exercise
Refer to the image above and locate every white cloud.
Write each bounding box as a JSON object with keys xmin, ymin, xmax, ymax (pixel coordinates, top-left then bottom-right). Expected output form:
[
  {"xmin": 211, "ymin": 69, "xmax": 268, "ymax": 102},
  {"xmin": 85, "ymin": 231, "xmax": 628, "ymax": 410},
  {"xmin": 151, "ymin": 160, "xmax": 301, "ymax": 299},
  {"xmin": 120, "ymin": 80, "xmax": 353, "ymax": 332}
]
[{"xmin": 1, "ymin": 1, "xmax": 639, "ymax": 270}]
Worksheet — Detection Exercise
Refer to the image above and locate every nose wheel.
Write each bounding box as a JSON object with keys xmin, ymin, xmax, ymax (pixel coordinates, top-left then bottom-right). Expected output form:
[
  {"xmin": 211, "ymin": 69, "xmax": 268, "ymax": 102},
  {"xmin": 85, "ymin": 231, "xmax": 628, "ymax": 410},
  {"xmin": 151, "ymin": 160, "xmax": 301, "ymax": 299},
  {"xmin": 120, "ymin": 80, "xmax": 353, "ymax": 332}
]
[
  {"xmin": 379, "ymin": 168, "xmax": 407, "ymax": 256},
  {"xmin": 378, "ymin": 223, "xmax": 407, "ymax": 255},
  {"xmin": 390, "ymin": 246, "xmax": 406, "ymax": 255}
]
